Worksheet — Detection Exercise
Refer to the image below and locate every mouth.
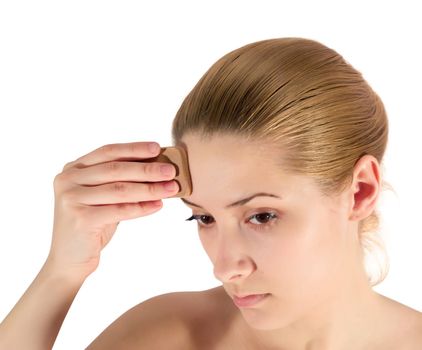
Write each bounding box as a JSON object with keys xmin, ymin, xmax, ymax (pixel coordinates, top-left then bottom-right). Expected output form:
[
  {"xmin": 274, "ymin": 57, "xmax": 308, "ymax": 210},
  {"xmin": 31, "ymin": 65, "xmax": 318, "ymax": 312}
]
[{"xmin": 232, "ymin": 293, "xmax": 271, "ymax": 308}]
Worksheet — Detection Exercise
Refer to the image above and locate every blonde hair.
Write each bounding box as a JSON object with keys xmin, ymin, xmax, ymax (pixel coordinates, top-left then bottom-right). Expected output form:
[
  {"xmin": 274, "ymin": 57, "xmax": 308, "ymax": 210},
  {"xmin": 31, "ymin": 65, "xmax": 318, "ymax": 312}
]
[{"xmin": 171, "ymin": 37, "xmax": 394, "ymax": 287}]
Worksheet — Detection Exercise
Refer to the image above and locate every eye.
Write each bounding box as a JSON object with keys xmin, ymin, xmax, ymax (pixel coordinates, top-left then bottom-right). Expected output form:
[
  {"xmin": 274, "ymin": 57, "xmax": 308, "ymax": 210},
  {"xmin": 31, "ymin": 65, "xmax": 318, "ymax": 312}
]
[{"xmin": 185, "ymin": 211, "xmax": 279, "ymax": 232}]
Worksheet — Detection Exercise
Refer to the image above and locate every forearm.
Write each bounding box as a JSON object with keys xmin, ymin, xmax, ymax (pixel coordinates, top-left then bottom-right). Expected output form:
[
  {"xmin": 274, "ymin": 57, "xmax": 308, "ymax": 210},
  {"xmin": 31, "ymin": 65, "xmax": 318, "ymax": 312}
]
[{"xmin": 0, "ymin": 260, "xmax": 86, "ymax": 350}]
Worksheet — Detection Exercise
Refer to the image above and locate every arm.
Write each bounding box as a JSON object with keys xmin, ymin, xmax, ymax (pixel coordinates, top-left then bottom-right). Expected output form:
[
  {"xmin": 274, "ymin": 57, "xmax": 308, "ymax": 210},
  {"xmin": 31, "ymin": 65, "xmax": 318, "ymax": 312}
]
[
  {"xmin": 0, "ymin": 141, "xmax": 179, "ymax": 349},
  {"xmin": 0, "ymin": 259, "xmax": 86, "ymax": 350}
]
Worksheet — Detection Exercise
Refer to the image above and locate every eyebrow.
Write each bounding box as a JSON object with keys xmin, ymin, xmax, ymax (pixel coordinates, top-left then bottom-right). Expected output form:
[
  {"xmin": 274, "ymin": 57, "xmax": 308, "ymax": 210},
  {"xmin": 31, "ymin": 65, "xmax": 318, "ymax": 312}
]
[{"xmin": 180, "ymin": 192, "xmax": 282, "ymax": 209}]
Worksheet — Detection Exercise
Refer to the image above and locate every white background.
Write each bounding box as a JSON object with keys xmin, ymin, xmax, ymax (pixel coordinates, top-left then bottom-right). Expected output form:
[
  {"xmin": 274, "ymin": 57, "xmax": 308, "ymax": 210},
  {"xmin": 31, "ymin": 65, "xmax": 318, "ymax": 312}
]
[{"xmin": 0, "ymin": 1, "xmax": 421, "ymax": 349}]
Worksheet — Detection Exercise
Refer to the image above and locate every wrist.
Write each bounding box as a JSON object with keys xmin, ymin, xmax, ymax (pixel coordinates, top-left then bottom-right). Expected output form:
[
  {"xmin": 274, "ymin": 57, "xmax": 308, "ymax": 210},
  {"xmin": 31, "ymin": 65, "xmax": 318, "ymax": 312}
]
[{"xmin": 42, "ymin": 257, "xmax": 89, "ymax": 287}]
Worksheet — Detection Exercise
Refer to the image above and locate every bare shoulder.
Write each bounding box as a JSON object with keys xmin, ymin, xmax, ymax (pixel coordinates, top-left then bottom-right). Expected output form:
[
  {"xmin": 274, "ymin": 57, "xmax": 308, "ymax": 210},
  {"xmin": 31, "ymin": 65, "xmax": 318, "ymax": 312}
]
[
  {"xmin": 377, "ymin": 295, "xmax": 422, "ymax": 349},
  {"xmin": 183, "ymin": 286, "xmax": 240, "ymax": 349},
  {"xmin": 85, "ymin": 290, "xmax": 203, "ymax": 350},
  {"xmin": 401, "ymin": 309, "xmax": 422, "ymax": 349},
  {"xmin": 403, "ymin": 307, "xmax": 422, "ymax": 349},
  {"xmin": 85, "ymin": 286, "xmax": 236, "ymax": 350}
]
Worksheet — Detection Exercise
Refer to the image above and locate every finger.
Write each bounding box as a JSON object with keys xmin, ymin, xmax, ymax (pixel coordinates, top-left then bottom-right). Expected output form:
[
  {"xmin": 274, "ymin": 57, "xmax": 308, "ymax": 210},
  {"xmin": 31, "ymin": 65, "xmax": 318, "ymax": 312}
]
[
  {"xmin": 63, "ymin": 160, "xmax": 176, "ymax": 186},
  {"xmin": 66, "ymin": 180, "xmax": 180, "ymax": 205},
  {"xmin": 64, "ymin": 142, "xmax": 161, "ymax": 170},
  {"xmin": 80, "ymin": 200, "xmax": 163, "ymax": 226}
]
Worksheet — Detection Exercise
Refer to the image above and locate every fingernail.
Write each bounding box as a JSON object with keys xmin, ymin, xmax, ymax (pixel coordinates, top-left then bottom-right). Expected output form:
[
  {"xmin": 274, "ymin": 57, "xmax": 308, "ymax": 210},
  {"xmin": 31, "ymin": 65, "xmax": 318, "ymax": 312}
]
[
  {"xmin": 149, "ymin": 142, "xmax": 160, "ymax": 153},
  {"xmin": 164, "ymin": 181, "xmax": 178, "ymax": 191}
]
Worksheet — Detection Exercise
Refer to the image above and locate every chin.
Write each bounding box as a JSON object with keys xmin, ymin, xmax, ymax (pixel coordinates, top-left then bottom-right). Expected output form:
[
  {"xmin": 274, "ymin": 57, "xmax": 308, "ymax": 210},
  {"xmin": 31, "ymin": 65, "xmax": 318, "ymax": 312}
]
[
  {"xmin": 240, "ymin": 311, "xmax": 282, "ymax": 331},
  {"xmin": 239, "ymin": 297, "xmax": 300, "ymax": 331}
]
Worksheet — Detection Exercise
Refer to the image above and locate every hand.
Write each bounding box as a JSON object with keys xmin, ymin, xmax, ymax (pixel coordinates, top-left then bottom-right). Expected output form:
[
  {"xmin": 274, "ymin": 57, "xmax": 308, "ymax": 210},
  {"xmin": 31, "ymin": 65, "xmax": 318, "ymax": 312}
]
[{"xmin": 46, "ymin": 141, "xmax": 179, "ymax": 280}]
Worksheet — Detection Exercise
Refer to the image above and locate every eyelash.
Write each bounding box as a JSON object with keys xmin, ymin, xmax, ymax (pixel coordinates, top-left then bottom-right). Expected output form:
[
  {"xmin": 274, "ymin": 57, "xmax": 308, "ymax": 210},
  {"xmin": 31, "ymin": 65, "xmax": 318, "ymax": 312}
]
[{"xmin": 185, "ymin": 211, "xmax": 279, "ymax": 232}]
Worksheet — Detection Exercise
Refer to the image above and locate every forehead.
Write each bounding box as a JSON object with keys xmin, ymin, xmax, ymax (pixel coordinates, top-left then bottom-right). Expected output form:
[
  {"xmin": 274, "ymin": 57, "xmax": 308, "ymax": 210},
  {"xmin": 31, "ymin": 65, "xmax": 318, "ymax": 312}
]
[
  {"xmin": 180, "ymin": 133, "xmax": 278, "ymax": 164},
  {"xmin": 177, "ymin": 134, "xmax": 313, "ymax": 204},
  {"xmin": 180, "ymin": 134, "xmax": 278, "ymax": 177}
]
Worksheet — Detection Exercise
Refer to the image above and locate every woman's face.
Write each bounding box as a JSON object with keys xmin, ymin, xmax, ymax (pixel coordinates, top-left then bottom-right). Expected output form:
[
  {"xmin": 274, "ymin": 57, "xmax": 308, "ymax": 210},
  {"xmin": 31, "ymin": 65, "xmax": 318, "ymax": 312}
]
[{"xmin": 178, "ymin": 133, "xmax": 365, "ymax": 330}]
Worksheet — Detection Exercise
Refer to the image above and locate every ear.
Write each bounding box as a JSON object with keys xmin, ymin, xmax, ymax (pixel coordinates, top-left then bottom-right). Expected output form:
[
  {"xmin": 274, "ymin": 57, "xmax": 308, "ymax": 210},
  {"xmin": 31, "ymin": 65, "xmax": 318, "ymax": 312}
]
[{"xmin": 349, "ymin": 154, "xmax": 381, "ymax": 221}]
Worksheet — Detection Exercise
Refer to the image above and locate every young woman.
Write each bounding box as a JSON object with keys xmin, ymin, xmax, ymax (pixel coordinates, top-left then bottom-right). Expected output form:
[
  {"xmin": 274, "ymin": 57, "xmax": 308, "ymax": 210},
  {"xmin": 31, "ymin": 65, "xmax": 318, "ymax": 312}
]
[{"xmin": 1, "ymin": 37, "xmax": 421, "ymax": 349}]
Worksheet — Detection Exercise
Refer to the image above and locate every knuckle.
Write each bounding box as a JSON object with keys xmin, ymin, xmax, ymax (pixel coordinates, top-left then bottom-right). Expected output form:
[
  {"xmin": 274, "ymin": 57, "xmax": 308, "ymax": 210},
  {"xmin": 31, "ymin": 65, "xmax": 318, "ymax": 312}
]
[
  {"xmin": 53, "ymin": 173, "xmax": 63, "ymax": 186},
  {"xmin": 60, "ymin": 189, "xmax": 77, "ymax": 206},
  {"xmin": 136, "ymin": 201, "xmax": 147, "ymax": 211},
  {"xmin": 62, "ymin": 161, "xmax": 74, "ymax": 171},
  {"xmin": 115, "ymin": 202, "xmax": 130, "ymax": 213},
  {"xmin": 53, "ymin": 171, "xmax": 69, "ymax": 188},
  {"xmin": 129, "ymin": 142, "xmax": 142, "ymax": 155},
  {"xmin": 104, "ymin": 161, "xmax": 121, "ymax": 174},
  {"xmin": 143, "ymin": 162, "xmax": 155, "ymax": 176},
  {"xmin": 54, "ymin": 168, "xmax": 74, "ymax": 185},
  {"xmin": 100, "ymin": 143, "xmax": 116, "ymax": 157},
  {"xmin": 117, "ymin": 202, "xmax": 141, "ymax": 215},
  {"xmin": 138, "ymin": 201, "xmax": 153, "ymax": 213},
  {"xmin": 147, "ymin": 182, "xmax": 158, "ymax": 196},
  {"xmin": 113, "ymin": 182, "xmax": 128, "ymax": 195}
]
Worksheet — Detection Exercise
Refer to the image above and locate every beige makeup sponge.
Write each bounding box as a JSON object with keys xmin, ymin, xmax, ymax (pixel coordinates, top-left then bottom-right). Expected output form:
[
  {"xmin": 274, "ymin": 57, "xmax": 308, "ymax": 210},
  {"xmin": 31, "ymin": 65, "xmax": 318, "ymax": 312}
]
[{"xmin": 145, "ymin": 146, "xmax": 192, "ymax": 198}]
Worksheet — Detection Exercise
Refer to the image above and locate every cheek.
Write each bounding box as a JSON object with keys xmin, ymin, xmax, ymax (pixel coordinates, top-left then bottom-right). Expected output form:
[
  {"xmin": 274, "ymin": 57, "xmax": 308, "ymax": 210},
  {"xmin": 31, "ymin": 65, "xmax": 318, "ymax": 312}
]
[
  {"xmin": 198, "ymin": 232, "xmax": 213, "ymax": 258},
  {"xmin": 268, "ymin": 221, "xmax": 342, "ymax": 301}
]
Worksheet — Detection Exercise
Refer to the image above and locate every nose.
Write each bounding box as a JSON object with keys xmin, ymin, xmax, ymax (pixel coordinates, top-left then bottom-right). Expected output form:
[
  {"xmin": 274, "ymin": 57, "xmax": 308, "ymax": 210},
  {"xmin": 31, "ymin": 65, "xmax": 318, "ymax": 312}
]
[{"xmin": 212, "ymin": 232, "xmax": 256, "ymax": 283}]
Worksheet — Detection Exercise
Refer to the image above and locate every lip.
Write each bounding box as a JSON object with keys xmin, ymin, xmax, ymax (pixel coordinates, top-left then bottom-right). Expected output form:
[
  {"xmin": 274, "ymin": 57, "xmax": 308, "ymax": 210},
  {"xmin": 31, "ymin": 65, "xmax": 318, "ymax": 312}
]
[{"xmin": 233, "ymin": 293, "xmax": 270, "ymax": 308}]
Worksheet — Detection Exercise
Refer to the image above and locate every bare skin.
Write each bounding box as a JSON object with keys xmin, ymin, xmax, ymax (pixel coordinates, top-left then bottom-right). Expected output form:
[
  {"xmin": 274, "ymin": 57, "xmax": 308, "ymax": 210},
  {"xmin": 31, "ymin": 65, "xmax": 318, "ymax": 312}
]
[
  {"xmin": 176, "ymin": 133, "xmax": 422, "ymax": 350},
  {"xmin": 187, "ymin": 285, "xmax": 422, "ymax": 350},
  {"xmin": 0, "ymin": 141, "xmax": 181, "ymax": 349},
  {"xmin": 1, "ymin": 137, "xmax": 421, "ymax": 349}
]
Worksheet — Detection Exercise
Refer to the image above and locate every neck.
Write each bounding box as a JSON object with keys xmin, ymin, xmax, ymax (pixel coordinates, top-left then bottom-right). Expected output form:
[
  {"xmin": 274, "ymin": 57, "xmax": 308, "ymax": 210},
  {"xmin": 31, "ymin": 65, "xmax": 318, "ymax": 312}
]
[
  {"xmin": 239, "ymin": 287, "xmax": 381, "ymax": 350},
  {"xmin": 235, "ymin": 256, "xmax": 383, "ymax": 350}
]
